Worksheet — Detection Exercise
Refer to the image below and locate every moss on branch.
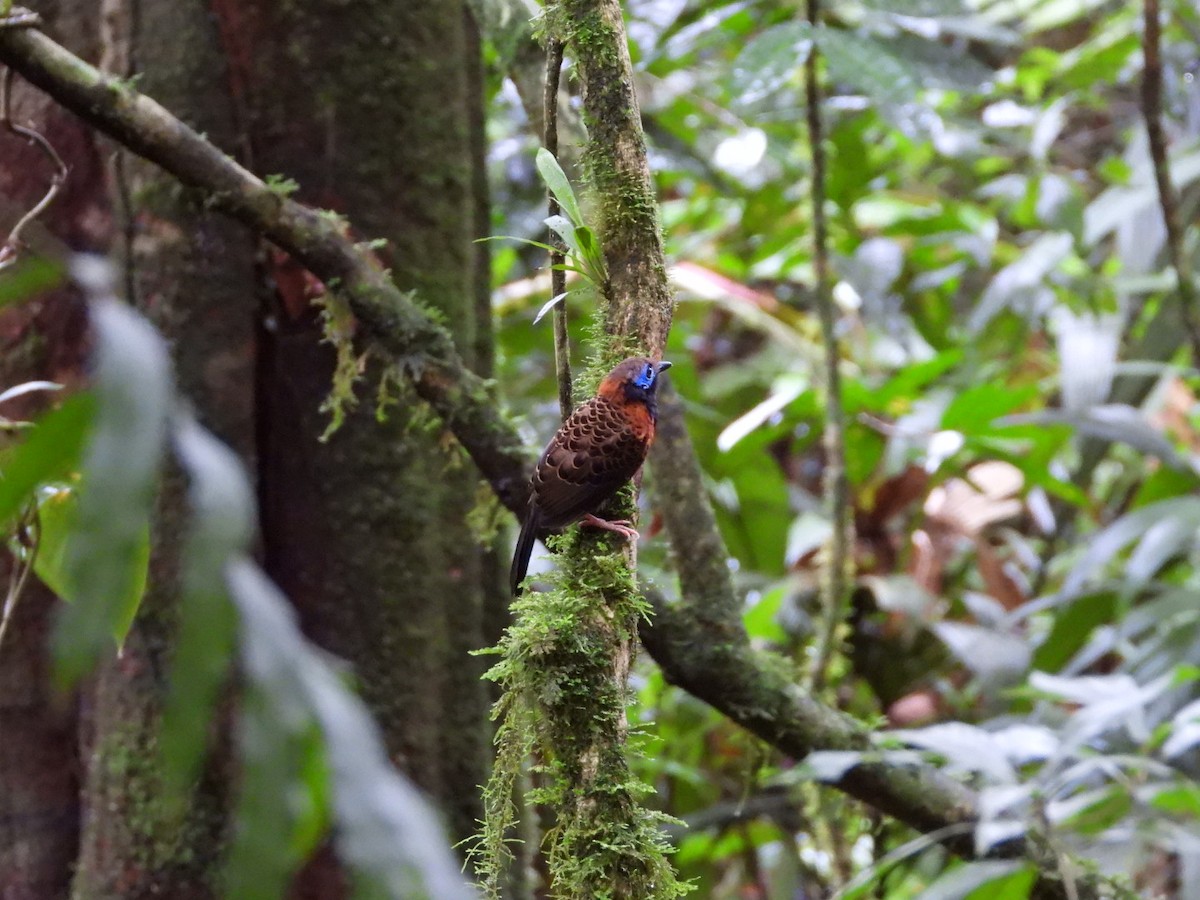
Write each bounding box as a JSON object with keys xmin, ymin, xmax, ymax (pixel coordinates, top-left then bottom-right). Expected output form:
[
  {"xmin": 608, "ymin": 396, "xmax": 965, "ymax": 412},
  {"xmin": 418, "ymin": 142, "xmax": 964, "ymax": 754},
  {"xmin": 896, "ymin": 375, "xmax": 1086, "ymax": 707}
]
[{"xmin": 0, "ymin": 16, "xmax": 533, "ymax": 514}]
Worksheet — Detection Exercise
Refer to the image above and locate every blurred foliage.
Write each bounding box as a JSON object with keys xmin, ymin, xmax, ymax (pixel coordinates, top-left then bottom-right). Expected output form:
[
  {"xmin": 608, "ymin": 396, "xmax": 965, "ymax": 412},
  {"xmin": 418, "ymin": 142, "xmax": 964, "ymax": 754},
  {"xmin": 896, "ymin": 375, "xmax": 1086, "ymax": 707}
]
[
  {"xmin": 490, "ymin": 0, "xmax": 1200, "ymax": 896},
  {"xmin": 0, "ymin": 260, "xmax": 474, "ymax": 900}
]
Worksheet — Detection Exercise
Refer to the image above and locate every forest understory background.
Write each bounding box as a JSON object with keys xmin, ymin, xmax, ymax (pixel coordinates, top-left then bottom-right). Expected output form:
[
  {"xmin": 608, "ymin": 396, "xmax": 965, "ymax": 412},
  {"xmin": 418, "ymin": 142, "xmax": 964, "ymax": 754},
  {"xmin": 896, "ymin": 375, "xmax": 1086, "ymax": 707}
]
[{"xmin": 2, "ymin": 0, "xmax": 1200, "ymax": 898}]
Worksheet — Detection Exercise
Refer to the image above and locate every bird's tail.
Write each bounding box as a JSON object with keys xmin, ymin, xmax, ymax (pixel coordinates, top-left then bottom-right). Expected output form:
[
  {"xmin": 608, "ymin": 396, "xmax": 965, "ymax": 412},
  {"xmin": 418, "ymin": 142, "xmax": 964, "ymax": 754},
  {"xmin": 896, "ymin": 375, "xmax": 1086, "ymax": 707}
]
[{"xmin": 510, "ymin": 506, "xmax": 539, "ymax": 595}]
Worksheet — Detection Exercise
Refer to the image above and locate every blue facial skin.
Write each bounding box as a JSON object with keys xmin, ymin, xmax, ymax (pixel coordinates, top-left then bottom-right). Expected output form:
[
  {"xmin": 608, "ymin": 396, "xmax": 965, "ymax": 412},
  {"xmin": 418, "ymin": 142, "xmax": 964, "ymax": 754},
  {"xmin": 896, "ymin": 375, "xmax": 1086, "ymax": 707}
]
[
  {"xmin": 624, "ymin": 360, "xmax": 672, "ymax": 418},
  {"xmin": 633, "ymin": 363, "xmax": 656, "ymax": 391},
  {"xmin": 632, "ymin": 360, "xmax": 672, "ymax": 391}
]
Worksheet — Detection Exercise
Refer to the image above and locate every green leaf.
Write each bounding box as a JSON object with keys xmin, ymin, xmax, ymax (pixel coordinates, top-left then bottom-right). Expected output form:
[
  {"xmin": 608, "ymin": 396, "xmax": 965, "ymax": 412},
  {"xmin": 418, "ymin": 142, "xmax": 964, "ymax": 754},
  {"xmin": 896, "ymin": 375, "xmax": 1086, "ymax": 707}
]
[
  {"xmin": 730, "ymin": 21, "xmax": 812, "ymax": 105},
  {"xmin": 857, "ymin": 0, "xmax": 970, "ymax": 15},
  {"xmin": 533, "ymin": 292, "xmax": 569, "ymax": 326},
  {"xmin": 871, "ymin": 349, "xmax": 964, "ymax": 408},
  {"xmin": 0, "ymin": 380, "xmax": 62, "ymax": 407},
  {"xmin": 0, "ymin": 256, "xmax": 64, "ymax": 308},
  {"xmin": 33, "ymin": 482, "xmax": 150, "ymax": 646},
  {"xmin": 0, "ymin": 392, "xmax": 94, "ymax": 526},
  {"xmin": 227, "ymin": 560, "xmax": 475, "ymax": 899},
  {"xmin": 29, "ymin": 485, "xmax": 75, "ymax": 598},
  {"xmin": 535, "ymin": 147, "xmax": 584, "ymax": 226},
  {"xmin": 1054, "ymin": 786, "xmax": 1132, "ymax": 835},
  {"xmin": 819, "ymin": 29, "xmax": 921, "ymax": 112},
  {"xmin": 920, "ymin": 860, "xmax": 1036, "ymax": 900},
  {"xmin": 968, "ymin": 232, "xmax": 1073, "ymax": 333},
  {"xmin": 1150, "ymin": 784, "xmax": 1200, "ymax": 818},
  {"xmin": 53, "ymin": 298, "xmax": 172, "ymax": 687},
  {"xmin": 1032, "ymin": 592, "xmax": 1116, "ymax": 673},
  {"xmin": 573, "ymin": 225, "xmax": 607, "ymax": 283},
  {"xmin": 1061, "ymin": 498, "xmax": 1200, "ymax": 597},
  {"xmin": 226, "ymin": 688, "xmax": 330, "ymax": 900},
  {"xmin": 941, "ymin": 382, "xmax": 1037, "ymax": 433},
  {"xmin": 544, "ymin": 214, "xmax": 584, "ymax": 258},
  {"xmin": 160, "ymin": 415, "xmax": 254, "ymax": 800},
  {"xmin": 742, "ymin": 582, "xmax": 791, "ymax": 644},
  {"xmin": 816, "ymin": 29, "xmax": 992, "ymax": 132}
]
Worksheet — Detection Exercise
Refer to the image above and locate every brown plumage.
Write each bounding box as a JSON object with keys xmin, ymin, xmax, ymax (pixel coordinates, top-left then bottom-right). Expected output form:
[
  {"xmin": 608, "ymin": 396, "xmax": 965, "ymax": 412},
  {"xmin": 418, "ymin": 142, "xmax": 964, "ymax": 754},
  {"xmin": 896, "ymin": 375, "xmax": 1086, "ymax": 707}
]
[{"xmin": 510, "ymin": 357, "xmax": 672, "ymax": 594}]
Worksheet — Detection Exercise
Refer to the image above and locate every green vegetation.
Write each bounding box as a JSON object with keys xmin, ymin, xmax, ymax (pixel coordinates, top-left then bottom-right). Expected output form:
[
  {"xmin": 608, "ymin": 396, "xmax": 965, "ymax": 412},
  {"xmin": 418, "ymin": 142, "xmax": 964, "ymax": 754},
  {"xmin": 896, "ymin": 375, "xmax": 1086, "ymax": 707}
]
[{"xmin": 4, "ymin": 0, "xmax": 1200, "ymax": 897}]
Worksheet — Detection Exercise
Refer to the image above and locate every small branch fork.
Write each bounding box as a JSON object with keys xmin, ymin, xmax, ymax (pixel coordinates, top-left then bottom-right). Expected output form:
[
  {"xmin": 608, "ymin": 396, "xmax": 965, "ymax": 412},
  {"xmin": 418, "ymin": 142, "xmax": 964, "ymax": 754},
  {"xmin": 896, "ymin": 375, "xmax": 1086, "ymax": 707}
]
[{"xmin": 0, "ymin": 64, "xmax": 67, "ymax": 271}]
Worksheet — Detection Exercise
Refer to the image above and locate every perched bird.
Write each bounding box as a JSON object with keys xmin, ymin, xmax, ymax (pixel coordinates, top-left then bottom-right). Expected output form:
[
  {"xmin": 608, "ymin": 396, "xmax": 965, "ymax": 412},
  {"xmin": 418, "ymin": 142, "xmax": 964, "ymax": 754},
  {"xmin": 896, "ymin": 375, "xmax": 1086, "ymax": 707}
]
[{"xmin": 510, "ymin": 357, "xmax": 672, "ymax": 595}]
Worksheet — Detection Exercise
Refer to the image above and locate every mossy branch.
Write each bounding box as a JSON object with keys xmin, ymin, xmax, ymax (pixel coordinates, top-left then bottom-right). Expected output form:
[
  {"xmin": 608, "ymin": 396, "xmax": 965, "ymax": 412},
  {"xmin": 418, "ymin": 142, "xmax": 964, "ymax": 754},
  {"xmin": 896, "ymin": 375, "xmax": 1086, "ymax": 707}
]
[
  {"xmin": 560, "ymin": 0, "xmax": 673, "ymax": 359},
  {"xmin": 478, "ymin": 0, "xmax": 685, "ymax": 895},
  {"xmin": 0, "ymin": 12, "xmax": 532, "ymax": 513}
]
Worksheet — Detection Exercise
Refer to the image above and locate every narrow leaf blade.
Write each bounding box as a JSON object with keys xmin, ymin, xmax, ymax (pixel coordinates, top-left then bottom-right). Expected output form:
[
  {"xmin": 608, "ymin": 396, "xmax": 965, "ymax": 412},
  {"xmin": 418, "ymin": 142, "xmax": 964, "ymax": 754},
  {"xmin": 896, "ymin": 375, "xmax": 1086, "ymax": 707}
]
[
  {"xmin": 535, "ymin": 147, "xmax": 583, "ymax": 226},
  {"xmin": 53, "ymin": 297, "xmax": 172, "ymax": 686}
]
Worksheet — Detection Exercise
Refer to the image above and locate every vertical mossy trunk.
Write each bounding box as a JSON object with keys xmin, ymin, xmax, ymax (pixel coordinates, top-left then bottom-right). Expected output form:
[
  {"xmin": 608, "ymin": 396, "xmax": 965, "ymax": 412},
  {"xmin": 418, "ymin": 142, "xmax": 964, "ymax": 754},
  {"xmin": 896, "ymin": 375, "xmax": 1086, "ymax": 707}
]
[
  {"xmin": 479, "ymin": 2, "xmax": 686, "ymax": 897},
  {"xmin": 69, "ymin": 2, "xmax": 257, "ymax": 897},
  {"xmin": 229, "ymin": 0, "xmax": 492, "ymax": 851}
]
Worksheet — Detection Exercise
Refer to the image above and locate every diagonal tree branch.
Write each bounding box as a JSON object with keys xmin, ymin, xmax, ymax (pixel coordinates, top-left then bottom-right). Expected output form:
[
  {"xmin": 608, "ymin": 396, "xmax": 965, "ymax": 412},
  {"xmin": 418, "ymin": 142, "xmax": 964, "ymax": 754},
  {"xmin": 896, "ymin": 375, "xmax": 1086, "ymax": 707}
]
[
  {"xmin": 0, "ymin": 13, "xmax": 533, "ymax": 514},
  {"xmin": 0, "ymin": 14, "xmax": 1088, "ymax": 892}
]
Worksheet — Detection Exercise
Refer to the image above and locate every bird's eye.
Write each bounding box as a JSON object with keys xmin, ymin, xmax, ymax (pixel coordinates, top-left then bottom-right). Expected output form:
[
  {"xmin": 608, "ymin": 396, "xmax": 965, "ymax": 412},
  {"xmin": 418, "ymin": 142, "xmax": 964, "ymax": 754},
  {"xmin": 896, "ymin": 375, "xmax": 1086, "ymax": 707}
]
[{"xmin": 643, "ymin": 364, "xmax": 653, "ymax": 381}]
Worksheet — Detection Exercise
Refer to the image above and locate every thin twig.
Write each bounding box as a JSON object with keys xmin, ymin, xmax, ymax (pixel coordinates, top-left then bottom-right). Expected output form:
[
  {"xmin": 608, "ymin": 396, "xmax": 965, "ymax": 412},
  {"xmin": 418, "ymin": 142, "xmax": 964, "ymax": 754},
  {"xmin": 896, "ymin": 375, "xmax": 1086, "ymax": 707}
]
[
  {"xmin": 0, "ymin": 7, "xmax": 40, "ymax": 27},
  {"xmin": 1141, "ymin": 0, "xmax": 1200, "ymax": 362},
  {"xmin": 804, "ymin": 4, "xmax": 850, "ymax": 693},
  {"xmin": 828, "ymin": 823, "xmax": 976, "ymax": 899},
  {"xmin": 0, "ymin": 66, "xmax": 67, "ymax": 270},
  {"xmin": 0, "ymin": 505, "xmax": 39, "ymax": 650},
  {"xmin": 543, "ymin": 38, "xmax": 572, "ymax": 421}
]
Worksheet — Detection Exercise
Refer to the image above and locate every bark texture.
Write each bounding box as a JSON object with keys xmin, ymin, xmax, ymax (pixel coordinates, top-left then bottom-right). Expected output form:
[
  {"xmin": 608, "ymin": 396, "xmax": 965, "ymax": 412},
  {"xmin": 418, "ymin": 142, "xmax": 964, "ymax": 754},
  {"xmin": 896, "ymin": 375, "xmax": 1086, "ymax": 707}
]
[
  {"xmin": 70, "ymin": 1, "xmax": 255, "ymax": 897},
  {"xmin": 222, "ymin": 0, "xmax": 492, "ymax": 848}
]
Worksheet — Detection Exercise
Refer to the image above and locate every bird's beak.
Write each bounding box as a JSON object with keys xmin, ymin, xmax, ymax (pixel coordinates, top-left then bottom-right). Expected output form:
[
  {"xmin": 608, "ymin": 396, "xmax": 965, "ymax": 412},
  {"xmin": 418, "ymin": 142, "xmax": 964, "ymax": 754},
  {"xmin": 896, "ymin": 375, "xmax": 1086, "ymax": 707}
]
[{"xmin": 656, "ymin": 361, "xmax": 673, "ymax": 373}]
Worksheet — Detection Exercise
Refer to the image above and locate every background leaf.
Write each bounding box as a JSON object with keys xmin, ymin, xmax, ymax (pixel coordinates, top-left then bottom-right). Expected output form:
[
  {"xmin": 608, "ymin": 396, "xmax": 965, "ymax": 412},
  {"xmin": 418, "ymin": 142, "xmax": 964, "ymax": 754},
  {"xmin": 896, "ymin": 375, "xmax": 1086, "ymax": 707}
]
[{"xmin": 53, "ymin": 293, "xmax": 171, "ymax": 685}]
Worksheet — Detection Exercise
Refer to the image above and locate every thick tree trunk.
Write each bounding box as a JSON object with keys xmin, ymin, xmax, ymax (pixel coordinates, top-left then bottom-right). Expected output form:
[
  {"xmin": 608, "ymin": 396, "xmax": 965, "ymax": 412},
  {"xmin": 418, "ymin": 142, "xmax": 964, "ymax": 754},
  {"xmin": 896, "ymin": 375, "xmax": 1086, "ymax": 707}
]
[
  {"xmin": 69, "ymin": 2, "xmax": 257, "ymax": 897},
  {"xmin": 220, "ymin": 0, "xmax": 493, "ymax": 850},
  {"xmin": 2, "ymin": 1, "xmax": 494, "ymax": 894},
  {"xmin": 0, "ymin": 580, "xmax": 78, "ymax": 900}
]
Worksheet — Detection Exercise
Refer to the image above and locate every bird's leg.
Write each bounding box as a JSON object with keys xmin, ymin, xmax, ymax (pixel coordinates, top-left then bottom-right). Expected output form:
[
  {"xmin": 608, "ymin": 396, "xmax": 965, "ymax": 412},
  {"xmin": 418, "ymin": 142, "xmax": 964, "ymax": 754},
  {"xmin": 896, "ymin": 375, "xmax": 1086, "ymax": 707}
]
[{"xmin": 581, "ymin": 513, "xmax": 640, "ymax": 540}]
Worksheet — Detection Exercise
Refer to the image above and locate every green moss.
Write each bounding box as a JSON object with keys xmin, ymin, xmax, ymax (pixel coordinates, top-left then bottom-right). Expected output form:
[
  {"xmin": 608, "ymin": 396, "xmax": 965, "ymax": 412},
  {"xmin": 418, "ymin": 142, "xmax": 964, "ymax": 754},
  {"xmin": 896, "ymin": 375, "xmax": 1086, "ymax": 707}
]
[
  {"xmin": 96, "ymin": 720, "xmax": 200, "ymax": 873},
  {"xmin": 474, "ymin": 387, "xmax": 688, "ymax": 898},
  {"xmin": 466, "ymin": 482, "xmax": 508, "ymax": 544},
  {"xmin": 475, "ymin": 1, "xmax": 682, "ymax": 892},
  {"xmin": 312, "ymin": 292, "xmax": 366, "ymax": 441},
  {"xmin": 473, "ymin": 536, "xmax": 689, "ymax": 898},
  {"xmin": 264, "ymin": 174, "xmax": 300, "ymax": 198}
]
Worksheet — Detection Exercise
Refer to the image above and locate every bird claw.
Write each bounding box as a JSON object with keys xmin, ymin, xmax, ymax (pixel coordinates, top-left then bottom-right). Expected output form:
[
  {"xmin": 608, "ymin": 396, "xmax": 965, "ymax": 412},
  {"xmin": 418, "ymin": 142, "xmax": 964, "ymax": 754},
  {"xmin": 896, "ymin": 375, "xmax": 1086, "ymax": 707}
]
[{"xmin": 581, "ymin": 514, "xmax": 640, "ymax": 540}]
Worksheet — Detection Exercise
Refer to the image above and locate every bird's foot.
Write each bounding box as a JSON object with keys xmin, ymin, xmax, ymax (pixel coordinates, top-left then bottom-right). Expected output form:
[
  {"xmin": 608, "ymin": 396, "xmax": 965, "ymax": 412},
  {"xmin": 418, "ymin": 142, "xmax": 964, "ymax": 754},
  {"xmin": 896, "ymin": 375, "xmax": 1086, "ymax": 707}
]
[{"xmin": 581, "ymin": 514, "xmax": 640, "ymax": 540}]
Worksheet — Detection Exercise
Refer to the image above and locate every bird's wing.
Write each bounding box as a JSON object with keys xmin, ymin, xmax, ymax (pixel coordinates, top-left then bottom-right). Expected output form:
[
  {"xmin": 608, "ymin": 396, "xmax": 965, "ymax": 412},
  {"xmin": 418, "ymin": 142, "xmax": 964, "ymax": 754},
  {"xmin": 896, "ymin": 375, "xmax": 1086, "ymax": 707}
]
[{"xmin": 532, "ymin": 398, "xmax": 648, "ymax": 528}]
